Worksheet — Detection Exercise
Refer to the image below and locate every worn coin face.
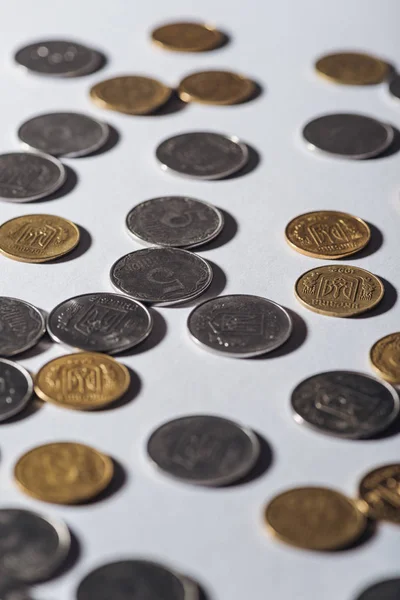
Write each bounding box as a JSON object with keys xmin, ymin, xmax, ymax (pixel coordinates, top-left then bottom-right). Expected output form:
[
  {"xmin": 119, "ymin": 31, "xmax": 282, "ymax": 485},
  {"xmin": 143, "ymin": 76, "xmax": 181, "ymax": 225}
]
[
  {"xmin": 0, "ymin": 297, "xmax": 45, "ymax": 356},
  {"xmin": 285, "ymin": 210, "xmax": 371, "ymax": 259},
  {"xmin": 151, "ymin": 22, "xmax": 224, "ymax": 52},
  {"xmin": 178, "ymin": 70, "xmax": 255, "ymax": 105},
  {"xmin": 370, "ymin": 332, "xmax": 400, "ymax": 384},
  {"xmin": 315, "ymin": 52, "xmax": 389, "ymax": 85},
  {"xmin": 355, "ymin": 579, "xmax": 400, "ymax": 600},
  {"xmin": 303, "ymin": 113, "xmax": 393, "ymax": 159},
  {"xmin": 126, "ymin": 196, "xmax": 224, "ymax": 249},
  {"xmin": 265, "ymin": 487, "xmax": 366, "ymax": 550},
  {"xmin": 0, "ymin": 214, "xmax": 80, "ymax": 263},
  {"xmin": 90, "ymin": 76, "xmax": 172, "ymax": 115},
  {"xmin": 14, "ymin": 442, "xmax": 114, "ymax": 504},
  {"xmin": 156, "ymin": 131, "xmax": 249, "ymax": 180},
  {"xmin": 0, "ymin": 152, "xmax": 65, "ymax": 202},
  {"xmin": 15, "ymin": 40, "xmax": 102, "ymax": 77},
  {"xmin": 110, "ymin": 247, "xmax": 213, "ymax": 306},
  {"xmin": 188, "ymin": 294, "xmax": 292, "ymax": 358},
  {"xmin": 0, "ymin": 359, "xmax": 33, "ymax": 421},
  {"xmin": 291, "ymin": 371, "xmax": 399, "ymax": 439},
  {"xmin": 47, "ymin": 293, "xmax": 152, "ymax": 354},
  {"xmin": 359, "ymin": 464, "xmax": 400, "ymax": 523},
  {"xmin": 147, "ymin": 415, "xmax": 259, "ymax": 486}
]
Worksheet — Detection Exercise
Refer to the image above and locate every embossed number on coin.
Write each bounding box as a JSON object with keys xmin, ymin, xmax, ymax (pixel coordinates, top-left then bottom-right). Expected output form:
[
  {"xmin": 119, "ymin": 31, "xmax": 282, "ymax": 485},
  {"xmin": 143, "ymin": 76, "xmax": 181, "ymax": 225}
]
[
  {"xmin": 0, "ymin": 297, "xmax": 45, "ymax": 356},
  {"xmin": 0, "ymin": 153, "xmax": 65, "ymax": 202}
]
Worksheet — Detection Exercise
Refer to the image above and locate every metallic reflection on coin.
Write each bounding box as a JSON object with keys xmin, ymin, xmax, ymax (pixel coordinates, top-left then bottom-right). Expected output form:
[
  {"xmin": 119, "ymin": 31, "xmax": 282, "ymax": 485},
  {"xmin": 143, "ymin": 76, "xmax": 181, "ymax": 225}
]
[
  {"xmin": 178, "ymin": 70, "xmax": 255, "ymax": 105},
  {"xmin": 389, "ymin": 76, "xmax": 400, "ymax": 101},
  {"xmin": 156, "ymin": 131, "xmax": 249, "ymax": 179},
  {"xmin": 0, "ymin": 359, "xmax": 33, "ymax": 421},
  {"xmin": 14, "ymin": 40, "xmax": 102, "ymax": 77},
  {"xmin": 90, "ymin": 76, "xmax": 172, "ymax": 115},
  {"xmin": 291, "ymin": 371, "xmax": 399, "ymax": 439},
  {"xmin": 315, "ymin": 52, "xmax": 389, "ymax": 85},
  {"xmin": 151, "ymin": 22, "xmax": 224, "ymax": 52},
  {"xmin": 370, "ymin": 332, "xmax": 400, "ymax": 384},
  {"xmin": 355, "ymin": 579, "xmax": 400, "ymax": 600},
  {"xmin": 0, "ymin": 153, "xmax": 65, "ymax": 202},
  {"xmin": 358, "ymin": 463, "xmax": 400, "ymax": 523},
  {"xmin": 0, "ymin": 297, "xmax": 45, "ymax": 356}
]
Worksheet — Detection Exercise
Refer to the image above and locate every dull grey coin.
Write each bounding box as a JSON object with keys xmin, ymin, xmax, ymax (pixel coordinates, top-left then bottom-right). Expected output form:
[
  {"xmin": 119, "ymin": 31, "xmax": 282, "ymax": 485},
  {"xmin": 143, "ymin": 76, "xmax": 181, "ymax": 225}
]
[
  {"xmin": 126, "ymin": 196, "xmax": 224, "ymax": 249},
  {"xmin": 0, "ymin": 508, "xmax": 70, "ymax": 582},
  {"xmin": 355, "ymin": 578, "xmax": 400, "ymax": 600},
  {"xmin": 147, "ymin": 414, "xmax": 259, "ymax": 486},
  {"xmin": 0, "ymin": 152, "xmax": 65, "ymax": 202},
  {"xmin": 389, "ymin": 76, "xmax": 400, "ymax": 101},
  {"xmin": 110, "ymin": 247, "xmax": 213, "ymax": 306},
  {"xmin": 47, "ymin": 292, "xmax": 152, "ymax": 354},
  {"xmin": 291, "ymin": 371, "xmax": 399, "ymax": 439},
  {"xmin": 14, "ymin": 40, "xmax": 102, "ymax": 77},
  {"xmin": 0, "ymin": 297, "xmax": 45, "ymax": 357},
  {"xmin": 156, "ymin": 131, "xmax": 249, "ymax": 179},
  {"xmin": 0, "ymin": 359, "xmax": 33, "ymax": 421},
  {"xmin": 188, "ymin": 294, "xmax": 292, "ymax": 358},
  {"xmin": 302, "ymin": 113, "xmax": 394, "ymax": 159}
]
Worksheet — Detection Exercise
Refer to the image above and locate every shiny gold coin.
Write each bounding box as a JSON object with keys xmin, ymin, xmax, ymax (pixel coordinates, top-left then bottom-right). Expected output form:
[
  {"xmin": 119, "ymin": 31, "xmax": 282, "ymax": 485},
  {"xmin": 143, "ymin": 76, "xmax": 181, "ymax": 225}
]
[
  {"xmin": 285, "ymin": 210, "xmax": 371, "ymax": 259},
  {"xmin": 178, "ymin": 70, "xmax": 255, "ymax": 105},
  {"xmin": 0, "ymin": 214, "xmax": 80, "ymax": 263},
  {"xmin": 151, "ymin": 22, "xmax": 224, "ymax": 52},
  {"xmin": 90, "ymin": 76, "xmax": 172, "ymax": 115},
  {"xmin": 295, "ymin": 265, "xmax": 384, "ymax": 317},
  {"xmin": 265, "ymin": 486, "xmax": 366, "ymax": 550},
  {"xmin": 370, "ymin": 332, "xmax": 400, "ymax": 383},
  {"xmin": 315, "ymin": 52, "xmax": 389, "ymax": 85},
  {"xmin": 359, "ymin": 464, "xmax": 400, "ymax": 523},
  {"xmin": 14, "ymin": 442, "xmax": 114, "ymax": 504}
]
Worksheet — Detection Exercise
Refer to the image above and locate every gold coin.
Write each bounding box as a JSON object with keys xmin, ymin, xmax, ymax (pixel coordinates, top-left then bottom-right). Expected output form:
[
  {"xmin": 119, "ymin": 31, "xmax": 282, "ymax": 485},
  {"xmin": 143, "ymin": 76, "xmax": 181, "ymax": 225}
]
[
  {"xmin": 0, "ymin": 214, "xmax": 80, "ymax": 263},
  {"xmin": 35, "ymin": 352, "xmax": 130, "ymax": 410},
  {"xmin": 315, "ymin": 52, "xmax": 389, "ymax": 85},
  {"xmin": 90, "ymin": 76, "xmax": 172, "ymax": 115},
  {"xmin": 14, "ymin": 442, "xmax": 114, "ymax": 504},
  {"xmin": 359, "ymin": 464, "xmax": 400, "ymax": 523},
  {"xmin": 178, "ymin": 70, "xmax": 255, "ymax": 105},
  {"xmin": 151, "ymin": 22, "xmax": 224, "ymax": 52},
  {"xmin": 285, "ymin": 210, "xmax": 370, "ymax": 259},
  {"xmin": 295, "ymin": 265, "xmax": 384, "ymax": 317},
  {"xmin": 265, "ymin": 486, "xmax": 366, "ymax": 550},
  {"xmin": 370, "ymin": 332, "xmax": 400, "ymax": 383}
]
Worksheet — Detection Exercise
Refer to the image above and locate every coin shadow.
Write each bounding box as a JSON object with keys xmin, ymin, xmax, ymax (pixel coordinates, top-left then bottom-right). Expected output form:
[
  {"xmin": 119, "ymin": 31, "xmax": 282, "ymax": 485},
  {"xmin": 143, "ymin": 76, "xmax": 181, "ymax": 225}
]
[
  {"xmin": 237, "ymin": 81, "xmax": 264, "ymax": 105},
  {"xmin": 168, "ymin": 260, "xmax": 227, "ymax": 309},
  {"xmin": 120, "ymin": 309, "xmax": 167, "ymax": 356},
  {"xmin": 53, "ymin": 225, "xmax": 92, "ymax": 263},
  {"xmin": 85, "ymin": 124, "xmax": 120, "ymax": 157},
  {"xmin": 152, "ymin": 91, "xmax": 188, "ymax": 116},
  {"xmin": 98, "ymin": 367, "xmax": 141, "ymax": 411},
  {"xmin": 200, "ymin": 209, "xmax": 238, "ymax": 250},
  {"xmin": 4, "ymin": 397, "xmax": 44, "ymax": 424},
  {"xmin": 332, "ymin": 518, "xmax": 376, "ymax": 552},
  {"xmin": 52, "ymin": 526, "xmax": 81, "ymax": 580},
  {"xmin": 371, "ymin": 125, "xmax": 400, "ymax": 159},
  {"xmin": 222, "ymin": 144, "xmax": 261, "ymax": 179},
  {"xmin": 84, "ymin": 457, "xmax": 127, "ymax": 504},
  {"xmin": 31, "ymin": 165, "xmax": 78, "ymax": 202},
  {"xmin": 353, "ymin": 276, "xmax": 397, "ymax": 318},
  {"xmin": 368, "ymin": 408, "xmax": 400, "ymax": 439},
  {"xmin": 222, "ymin": 433, "xmax": 273, "ymax": 488},
  {"xmin": 253, "ymin": 308, "xmax": 307, "ymax": 360},
  {"xmin": 341, "ymin": 222, "xmax": 383, "ymax": 260}
]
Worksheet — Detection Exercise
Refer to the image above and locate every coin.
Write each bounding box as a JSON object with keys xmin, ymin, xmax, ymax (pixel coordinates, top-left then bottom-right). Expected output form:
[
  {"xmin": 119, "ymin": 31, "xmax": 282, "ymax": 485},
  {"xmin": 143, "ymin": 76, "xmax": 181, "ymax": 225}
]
[
  {"xmin": 291, "ymin": 371, "xmax": 399, "ymax": 439},
  {"xmin": 0, "ymin": 297, "xmax": 45, "ymax": 356},
  {"xmin": 110, "ymin": 247, "xmax": 213, "ymax": 306},
  {"xmin": 302, "ymin": 113, "xmax": 394, "ymax": 159},
  {"xmin": 0, "ymin": 152, "xmax": 65, "ymax": 202},
  {"xmin": 359, "ymin": 464, "xmax": 400, "ymax": 523},
  {"xmin": 90, "ymin": 76, "xmax": 172, "ymax": 115},
  {"xmin": 156, "ymin": 131, "xmax": 248, "ymax": 179},
  {"xmin": 147, "ymin": 415, "xmax": 259, "ymax": 486},
  {"xmin": 370, "ymin": 332, "xmax": 400, "ymax": 384},
  {"xmin": 34, "ymin": 352, "xmax": 130, "ymax": 410},
  {"xmin": 47, "ymin": 293, "xmax": 152, "ymax": 354},
  {"xmin": 285, "ymin": 210, "xmax": 371, "ymax": 259},
  {"xmin": 0, "ymin": 359, "xmax": 33, "ymax": 421},
  {"xmin": 355, "ymin": 579, "xmax": 400, "ymax": 600},
  {"xmin": 125, "ymin": 196, "xmax": 224, "ymax": 249},
  {"xmin": 0, "ymin": 214, "xmax": 80, "ymax": 263},
  {"xmin": 178, "ymin": 70, "xmax": 255, "ymax": 105},
  {"xmin": 151, "ymin": 21, "xmax": 224, "ymax": 52},
  {"xmin": 14, "ymin": 40, "xmax": 102, "ymax": 77},
  {"xmin": 389, "ymin": 75, "xmax": 400, "ymax": 100},
  {"xmin": 188, "ymin": 294, "xmax": 292, "ymax": 358},
  {"xmin": 315, "ymin": 52, "xmax": 389, "ymax": 85},
  {"xmin": 265, "ymin": 487, "xmax": 366, "ymax": 550},
  {"xmin": 294, "ymin": 265, "xmax": 384, "ymax": 317},
  {"xmin": 14, "ymin": 442, "xmax": 114, "ymax": 504}
]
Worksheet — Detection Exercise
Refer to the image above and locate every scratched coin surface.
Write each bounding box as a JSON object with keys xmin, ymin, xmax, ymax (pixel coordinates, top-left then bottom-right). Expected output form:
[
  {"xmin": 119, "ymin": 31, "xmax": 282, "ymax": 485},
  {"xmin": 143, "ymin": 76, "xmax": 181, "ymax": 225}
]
[
  {"xmin": 156, "ymin": 131, "xmax": 249, "ymax": 179},
  {"xmin": 110, "ymin": 247, "xmax": 213, "ymax": 306},
  {"xmin": 15, "ymin": 40, "xmax": 102, "ymax": 77},
  {"xmin": 0, "ymin": 297, "xmax": 45, "ymax": 356},
  {"xmin": 285, "ymin": 210, "xmax": 371, "ymax": 259},
  {"xmin": 265, "ymin": 487, "xmax": 366, "ymax": 550},
  {"xmin": 147, "ymin": 415, "xmax": 259, "ymax": 486},
  {"xmin": 291, "ymin": 371, "xmax": 399, "ymax": 439},
  {"xmin": 90, "ymin": 76, "xmax": 172, "ymax": 115},
  {"xmin": 151, "ymin": 21, "xmax": 224, "ymax": 52},
  {"xmin": 126, "ymin": 196, "xmax": 224, "ymax": 248},
  {"xmin": 370, "ymin": 332, "xmax": 400, "ymax": 384},
  {"xmin": 0, "ymin": 153, "xmax": 65, "ymax": 202},
  {"xmin": 14, "ymin": 442, "xmax": 114, "ymax": 504},
  {"xmin": 178, "ymin": 70, "xmax": 255, "ymax": 105},
  {"xmin": 294, "ymin": 265, "xmax": 384, "ymax": 317},
  {"xmin": 303, "ymin": 113, "xmax": 393, "ymax": 159},
  {"xmin": 0, "ymin": 214, "xmax": 80, "ymax": 263},
  {"xmin": 34, "ymin": 352, "xmax": 130, "ymax": 410},
  {"xmin": 359, "ymin": 464, "xmax": 400, "ymax": 523},
  {"xmin": 0, "ymin": 359, "xmax": 33, "ymax": 422},
  {"xmin": 315, "ymin": 52, "xmax": 389, "ymax": 85},
  {"xmin": 355, "ymin": 579, "xmax": 400, "ymax": 600}
]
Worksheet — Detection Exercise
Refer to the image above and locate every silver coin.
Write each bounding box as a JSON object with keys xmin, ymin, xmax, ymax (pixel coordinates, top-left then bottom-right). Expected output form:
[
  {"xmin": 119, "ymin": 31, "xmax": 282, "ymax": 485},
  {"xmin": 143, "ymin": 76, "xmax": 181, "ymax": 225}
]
[
  {"xmin": 156, "ymin": 131, "xmax": 249, "ymax": 179},
  {"xmin": 14, "ymin": 40, "xmax": 102, "ymax": 77},
  {"xmin": 0, "ymin": 359, "xmax": 33, "ymax": 421},
  {"xmin": 355, "ymin": 578, "xmax": 400, "ymax": 600},
  {"xmin": 147, "ymin": 414, "xmax": 259, "ymax": 486},
  {"xmin": 0, "ymin": 297, "xmax": 45, "ymax": 357},
  {"xmin": 47, "ymin": 292, "xmax": 152, "ymax": 354},
  {"xmin": 187, "ymin": 294, "xmax": 292, "ymax": 358},
  {"xmin": 389, "ymin": 76, "xmax": 400, "ymax": 101},
  {"xmin": 302, "ymin": 113, "xmax": 394, "ymax": 159},
  {"xmin": 0, "ymin": 152, "xmax": 65, "ymax": 202},
  {"xmin": 18, "ymin": 112, "xmax": 109, "ymax": 158},
  {"xmin": 291, "ymin": 371, "xmax": 399, "ymax": 439},
  {"xmin": 125, "ymin": 196, "xmax": 224, "ymax": 249},
  {"xmin": 110, "ymin": 247, "xmax": 213, "ymax": 306}
]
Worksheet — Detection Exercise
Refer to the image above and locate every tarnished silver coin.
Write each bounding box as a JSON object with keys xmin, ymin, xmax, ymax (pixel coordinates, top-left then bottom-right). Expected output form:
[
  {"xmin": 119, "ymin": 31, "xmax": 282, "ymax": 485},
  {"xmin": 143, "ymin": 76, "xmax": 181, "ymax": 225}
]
[
  {"xmin": 0, "ymin": 508, "xmax": 70, "ymax": 582},
  {"xmin": 0, "ymin": 152, "xmax": 65, "ymax": 202},
  {"xmin": 147, "ymin": 414, "xmax": 259, "ymax": 486},
  {"xmin": 0, "ymin": 359, "xmax": 33, "ymax": 421},
  {"xmin": 18, "ymin": 112, "xmax": 109, "ymax": 158},
  {"xmin": 389, "ymin": 76, "xmax": 400, "ymax": 101},
  {"xmin": 156, "ymin": 131, "xmax": 249, "ymax": 179},
  {"xmin": 126, "ymin": 196, "xmax": 224, "ymax": 249},
  {"xmin": 14, "ymin": 40, "xmax": 102, "ymax": 77},
  {"xmin": 302, "ymin": 113, "xmax": 394, "ymax": 159},
  {"xmin": 47, "ymin": 292, "xmax": 152, "ymax": 354},
  {"xmin": 0, "ymin": 297, "xmax": 45, "ymax": 357},
  {"xmin": 188, "ymin": 294, "xmax": 292, "ymax": 358},
  {"xmin": 355, "ymin": 578, "xmax": 400, "ymax": 600},
  {"xmin": 110, "ymin": 248, "xmax": 213, "ymax": 306},
  {"xmin": 291, "ymin": 371, "xmax": 399, "ymax": 439}
]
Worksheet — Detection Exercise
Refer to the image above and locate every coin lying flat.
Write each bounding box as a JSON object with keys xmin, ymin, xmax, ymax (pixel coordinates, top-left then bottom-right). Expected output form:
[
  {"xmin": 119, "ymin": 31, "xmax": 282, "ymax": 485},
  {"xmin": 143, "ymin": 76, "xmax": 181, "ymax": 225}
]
[
  {"xmin": 151, "ymin": 21, "xmax": 224, "ymax": 52},
  {"xmin": 147, "ymin": 415, "xmax": 259, "ymax": 486},
  {"xmin": 0, "ymin": 152, "xmax": 65, "ymax": 202},
  {"xmin": 14, "ymin": 442, "xmax": 114, "ymax": 504},
  {"xmin": 359, "ymin": 464, "xmax": 400, "ymax": 523},
  {"xmin": 188, "ymin": 294, "xmax": 292, "ymax": 358},
  {"xmin": 90, "ymin": 76, "xmax": 172, "ymax": 115},
  {"xmin": 355, "ymin": 579, "xmax": 400, "ymax": 600},
  {"xmin": 285, "ymin": 210, "xmax": 371, "ymax": 259},
  {"xmin": 156, "ymin": 131, "xmax": 249, "ymax": 179},
  {"xmin": 265, "ymin": 487, "xmax": 366, "ymax": 550},
  {"xmin": 291, "ymin": 371, "xmax": 399, "ymax": 439},
  {"xmin": 295, "ymin": 265, "xmax": 384, "ymax": 317},
  {"xmin": 0, "ymin": 359, "xmax": 33, "ymax": 421},
  {"xmin": 315, "ymin": 52, "xmax": 389, "ymax": 85},
  {"xmin": 0, "ymin": 297, "xmax": 45, "ymax": 356},
  {"xmin": 126, "ymin": 196, "xmax": 224, "ymax": 248},
  {"xmin": 0, "ymin": 214, "xmax": 80, "ymax": 263},
  {"xmin": 370, "ymin": 332, "xmax": 400, "ymax": 384},
  {"xmin": 15, "ymin": 40, "xmax": 102, "ymax": 77},
  {"xmin": 178, "ymin": 70, "xmax": 255, "ymax": 105}
]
